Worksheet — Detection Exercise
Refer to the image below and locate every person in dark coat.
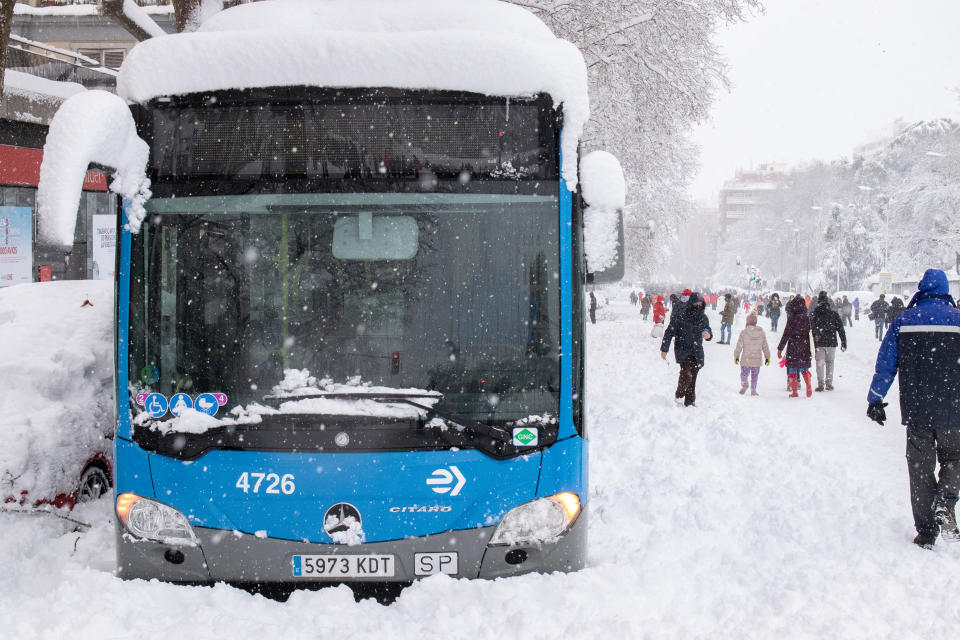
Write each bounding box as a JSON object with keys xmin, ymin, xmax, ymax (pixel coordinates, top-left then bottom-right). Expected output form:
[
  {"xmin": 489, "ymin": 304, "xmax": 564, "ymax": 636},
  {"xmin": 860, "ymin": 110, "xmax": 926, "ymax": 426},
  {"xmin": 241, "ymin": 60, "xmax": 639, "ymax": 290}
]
[
  {"xmin": 630, "ymin": 291, "xmax": 638, "ymax": 306},
  {"xmin": 870, "ymin": 294, "xmax": 890, "ymax": 340},
  {"xmin": 840, "ymin": 295, "xmax": 853, "ymax": 327},
  {"xmin": 640, "ymin": 294, "xmax": 652, "ymax": 320},
  {"xmin": 867, "ymin": 269, "xmax": 960, "ymax": 548},
  {"xmin": 887, "ymin": 296, "xmax": 905, "ymax": 323},
  {"xmin": 777, "ymin": 295, "xmax": 814, "ymax": 397},
  {"xmin": 719, "ymin": 293, "xmax": 737, "ymax": 344},
  {"xmin": 589, "ymin": 291, "xmax": 597, "ymax": 324},
  {"xmin": 811, "ymin": 291, "xmax": 848, "ymax": 391},
  {"xmin": 767, "ymin": 293, "xmax": 782, "ymax": 332},
  {"xmin": 668, "ymin": 293, "xmax": 682, "ymax": 322},
  {"xmin": 660, "ymin": 292, "xmax": 713, "ymax": 407}
]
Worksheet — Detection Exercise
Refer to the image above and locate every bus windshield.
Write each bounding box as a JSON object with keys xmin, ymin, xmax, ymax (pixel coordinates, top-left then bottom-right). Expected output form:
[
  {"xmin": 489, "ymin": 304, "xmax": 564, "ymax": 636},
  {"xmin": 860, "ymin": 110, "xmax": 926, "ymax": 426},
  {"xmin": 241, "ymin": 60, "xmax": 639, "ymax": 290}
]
[{"xmin": 128, "ymin": 191, "xmax": 561, "ymax": 427}]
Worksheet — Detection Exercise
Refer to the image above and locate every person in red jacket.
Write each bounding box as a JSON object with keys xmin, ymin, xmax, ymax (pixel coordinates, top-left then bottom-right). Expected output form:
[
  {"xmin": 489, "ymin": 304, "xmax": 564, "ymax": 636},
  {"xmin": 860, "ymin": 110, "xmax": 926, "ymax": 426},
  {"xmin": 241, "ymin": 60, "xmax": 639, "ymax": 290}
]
[{"xmin": 652, "ymin": 295, "xmax": 667, "ymax": 324}]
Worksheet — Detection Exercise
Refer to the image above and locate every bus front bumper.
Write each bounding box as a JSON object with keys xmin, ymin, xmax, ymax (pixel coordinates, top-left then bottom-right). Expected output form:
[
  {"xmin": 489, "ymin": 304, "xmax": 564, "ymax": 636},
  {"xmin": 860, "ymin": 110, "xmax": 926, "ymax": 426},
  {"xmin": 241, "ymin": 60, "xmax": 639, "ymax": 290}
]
[{"xmin": 115, "ymin": 508, "xmax": 586, "ymax": 583}]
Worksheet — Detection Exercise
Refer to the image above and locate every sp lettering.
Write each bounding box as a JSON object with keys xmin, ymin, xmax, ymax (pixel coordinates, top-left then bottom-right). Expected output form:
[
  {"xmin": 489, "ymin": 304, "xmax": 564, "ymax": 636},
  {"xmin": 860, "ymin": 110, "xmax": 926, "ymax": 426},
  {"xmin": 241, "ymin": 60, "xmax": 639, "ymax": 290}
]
[{"xmin": 426, "ymin": 466, "xmax": 466, "ymax": 496}]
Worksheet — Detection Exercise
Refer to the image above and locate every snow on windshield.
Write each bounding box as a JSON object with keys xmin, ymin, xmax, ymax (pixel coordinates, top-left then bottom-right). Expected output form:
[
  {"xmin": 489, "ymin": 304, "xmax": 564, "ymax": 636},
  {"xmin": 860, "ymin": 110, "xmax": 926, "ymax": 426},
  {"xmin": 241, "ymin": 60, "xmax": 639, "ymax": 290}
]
[
  {"xmin": 580, "ymin": 150, "xmax": 626, "ymax": 272},
  {"xmin": 137, "ymin": 369, "xmax": 440, "ymax": 435},
  {"xmin": 117, "ymin": 0, "xmax": 588, "ymax": 188},
  {"xmin": 37, "ymin": 91, "xmax": 151, "ymax": 246},
  {"xmin": 0, "ymin": 281, "xmax": 114, "ymax": 500}
]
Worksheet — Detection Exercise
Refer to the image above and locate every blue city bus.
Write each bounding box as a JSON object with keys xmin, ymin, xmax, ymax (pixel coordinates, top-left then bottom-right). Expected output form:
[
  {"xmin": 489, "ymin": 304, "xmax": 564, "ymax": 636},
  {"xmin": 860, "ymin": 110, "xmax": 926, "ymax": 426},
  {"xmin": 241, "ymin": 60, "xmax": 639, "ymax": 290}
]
[{"xmin": 112, "ymin": 88, "xmax": 603, "ymax": 586}]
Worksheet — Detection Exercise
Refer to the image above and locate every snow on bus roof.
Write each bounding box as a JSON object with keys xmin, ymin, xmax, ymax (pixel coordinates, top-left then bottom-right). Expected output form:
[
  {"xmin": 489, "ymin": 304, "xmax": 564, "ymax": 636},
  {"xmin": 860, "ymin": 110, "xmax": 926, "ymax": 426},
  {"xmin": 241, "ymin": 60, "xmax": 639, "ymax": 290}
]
[{"xmin": 117, "ymin": 0, "xmax": 589, "ymax": 187}]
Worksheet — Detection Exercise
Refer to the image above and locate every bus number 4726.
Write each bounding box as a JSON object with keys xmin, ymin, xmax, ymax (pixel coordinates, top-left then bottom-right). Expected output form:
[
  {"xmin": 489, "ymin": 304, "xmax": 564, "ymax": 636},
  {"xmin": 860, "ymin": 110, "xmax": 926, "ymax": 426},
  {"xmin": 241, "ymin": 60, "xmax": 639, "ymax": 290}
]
[{"xmin": 236, "ymin": 472, "xmax": 295, "ymax": 494}]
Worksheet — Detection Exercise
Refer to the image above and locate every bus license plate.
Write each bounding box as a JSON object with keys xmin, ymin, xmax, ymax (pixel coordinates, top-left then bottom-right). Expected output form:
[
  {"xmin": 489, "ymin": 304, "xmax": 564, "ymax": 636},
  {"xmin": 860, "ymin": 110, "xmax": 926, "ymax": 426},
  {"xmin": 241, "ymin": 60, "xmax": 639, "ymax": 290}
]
[{"xmin": 292, "ymin": 554, "xmax": 395, "ymax": 578}]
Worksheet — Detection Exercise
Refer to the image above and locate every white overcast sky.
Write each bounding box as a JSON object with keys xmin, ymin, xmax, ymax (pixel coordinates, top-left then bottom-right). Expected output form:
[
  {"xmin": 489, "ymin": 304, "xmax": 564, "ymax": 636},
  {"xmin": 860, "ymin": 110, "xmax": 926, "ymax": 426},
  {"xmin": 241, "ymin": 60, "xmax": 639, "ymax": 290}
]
[{"xmin": 690, "ymin": 0, "xmax": 960, "ymax": 204}]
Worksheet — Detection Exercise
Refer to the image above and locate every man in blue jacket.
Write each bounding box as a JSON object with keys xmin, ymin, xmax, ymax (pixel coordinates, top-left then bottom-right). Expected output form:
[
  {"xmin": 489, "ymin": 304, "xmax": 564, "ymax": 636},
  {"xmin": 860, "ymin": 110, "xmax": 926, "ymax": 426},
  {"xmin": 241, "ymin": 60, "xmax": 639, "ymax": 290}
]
[{"xmin": 867, "ymin": 269, "xmax": 960, "ymax": 548}]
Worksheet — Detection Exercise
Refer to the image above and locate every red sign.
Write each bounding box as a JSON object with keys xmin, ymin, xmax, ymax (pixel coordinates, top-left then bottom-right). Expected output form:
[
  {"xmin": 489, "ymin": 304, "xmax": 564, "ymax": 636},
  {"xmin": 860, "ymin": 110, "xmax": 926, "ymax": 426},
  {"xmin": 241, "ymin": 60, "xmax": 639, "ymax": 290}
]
[{"xmin": 0, "ymin": 145, "xmax": 108, "ymax": 191}]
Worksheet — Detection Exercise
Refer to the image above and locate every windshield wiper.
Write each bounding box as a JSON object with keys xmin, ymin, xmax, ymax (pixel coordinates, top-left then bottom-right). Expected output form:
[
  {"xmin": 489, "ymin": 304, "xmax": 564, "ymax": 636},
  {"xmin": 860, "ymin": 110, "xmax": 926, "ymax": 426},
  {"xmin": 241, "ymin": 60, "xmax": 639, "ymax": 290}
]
[
  {"xmin": 382, "ymin": 398, "xmax": 513, "ymax": 444},
  {"xmin": 262, "ymin": 390, "xmax": 512, "ymax": 443}
]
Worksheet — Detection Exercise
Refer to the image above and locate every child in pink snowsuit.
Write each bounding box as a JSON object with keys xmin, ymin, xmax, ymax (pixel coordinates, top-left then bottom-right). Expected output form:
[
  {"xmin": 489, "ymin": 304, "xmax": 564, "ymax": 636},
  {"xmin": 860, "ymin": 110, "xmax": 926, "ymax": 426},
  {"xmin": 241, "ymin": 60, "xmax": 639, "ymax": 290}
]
[{"xmin": 733, "ymin": 313, "xmax": 771, "ymax": 395}]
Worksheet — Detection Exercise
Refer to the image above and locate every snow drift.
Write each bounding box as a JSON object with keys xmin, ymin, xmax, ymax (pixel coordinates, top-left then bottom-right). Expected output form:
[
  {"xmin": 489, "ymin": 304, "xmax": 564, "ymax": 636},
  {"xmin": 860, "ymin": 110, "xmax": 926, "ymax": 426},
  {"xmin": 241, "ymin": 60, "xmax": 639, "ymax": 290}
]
[{"xmin": 0, "ymin": 281, "xmax": 114, "ymax": 502}]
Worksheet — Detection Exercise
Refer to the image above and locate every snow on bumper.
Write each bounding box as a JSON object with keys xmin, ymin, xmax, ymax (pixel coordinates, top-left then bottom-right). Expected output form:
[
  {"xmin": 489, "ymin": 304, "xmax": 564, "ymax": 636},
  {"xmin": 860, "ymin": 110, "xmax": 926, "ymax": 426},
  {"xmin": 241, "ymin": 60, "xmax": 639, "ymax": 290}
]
[{"xmin": 115, "ymin": 509, "xmax": 586, "ymax": 583}]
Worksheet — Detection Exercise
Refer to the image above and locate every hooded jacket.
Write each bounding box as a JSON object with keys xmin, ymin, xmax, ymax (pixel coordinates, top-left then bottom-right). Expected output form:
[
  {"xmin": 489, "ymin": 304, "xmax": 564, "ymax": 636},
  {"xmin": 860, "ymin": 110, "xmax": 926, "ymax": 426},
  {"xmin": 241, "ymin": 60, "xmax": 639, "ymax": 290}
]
[
  {"xmin": 661, "ymin": 292, "xmax": 713, "ymax": 367},
  {"xmin": 721, "ymin": 295, "xmax": 737, "ymax": 324},
  {"xmin": 734, "ymin": 324, "xmax": 770, "ymax": 367},
  {"xmin": 812, "ymin": 293, "xmax": 847, "ymax": 349},
  {"xmin": 652, "ymin": 296, "xmax": 666, "ymax": 324},
  {"xmin": 777, "ymin": 295, "xmax": 813, "ymax": 368},
  {"xmin": 868, "ymin": 269, "xmax": 960, "ymax": 428}
]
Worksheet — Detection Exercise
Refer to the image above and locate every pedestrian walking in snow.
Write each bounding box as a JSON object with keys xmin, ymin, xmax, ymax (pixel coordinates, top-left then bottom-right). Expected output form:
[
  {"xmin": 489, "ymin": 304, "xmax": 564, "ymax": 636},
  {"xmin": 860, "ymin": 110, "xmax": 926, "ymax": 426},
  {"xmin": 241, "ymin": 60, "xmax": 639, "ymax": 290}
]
[
  {"xmin": 854, "ymin": 296, "xmax": 860, "ymax": 321},
  {"xmin": 870, "ymin": 294, "xmax": 890, "ymax": 340},
  {"xmin": 767, "ymin": 292, "xmax": 782, "ymax": 332},
  {"xmin": 777, "ymin": 295, "xmax": 814, "ymax": 397},
  {"xmin": 811, "ymin": 291, "xmax": 847, "ymax": 392},
  {"xmin": 589, "ymin": 291, "xmax": 597, "ymax": 324},
  {"xmin": 733, "ymin": 312, "xmax": 770, "ymax": 395},
  {"xmin": 652, "ymin": 295, "xmax": 666, "ymax": 324},
  {"xmin": 660, "ymin": 292, "xmax": 713, "ymax": 407},
  {"xmin": 867, "ymin": 269, "xmax": 960, "ymax": 548},
  {"xmin": 630, "ymin": 291, "xmax": 638, "ymax": 306},
  {"xmin": 887, "ymin": 296, "xmax": 905, "ymax": 324},
  {"xmin": 640, "ymin": 294, "xmax": 651, "ymax": 320},
  {"xmin": 719, "ymin": 293, "xmax": 737, "ymax": 344},
  {"xmin": 840, "ymin": 295, "xmax": 853, "ymax": 328}
]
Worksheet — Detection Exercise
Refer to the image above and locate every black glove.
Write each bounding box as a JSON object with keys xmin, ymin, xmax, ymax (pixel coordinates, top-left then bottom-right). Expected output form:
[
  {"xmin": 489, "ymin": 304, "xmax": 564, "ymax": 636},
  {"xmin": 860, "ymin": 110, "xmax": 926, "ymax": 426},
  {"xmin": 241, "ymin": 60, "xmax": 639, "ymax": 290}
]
[{"xmin": 867, "ymin": 402, "xmax": 888, "ymax": 426}]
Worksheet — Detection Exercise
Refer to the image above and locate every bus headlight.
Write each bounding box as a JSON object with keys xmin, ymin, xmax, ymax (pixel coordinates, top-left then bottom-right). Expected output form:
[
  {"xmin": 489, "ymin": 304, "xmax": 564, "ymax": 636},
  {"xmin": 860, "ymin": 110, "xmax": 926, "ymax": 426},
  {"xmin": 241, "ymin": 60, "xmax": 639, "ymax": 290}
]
[
  {"xmin": 116, "ymin": 493, "xmax": 198, "ymax": 546},
  {"xmin": 489, "ymin": 492, "xmax": 581, "ymax": 546}
]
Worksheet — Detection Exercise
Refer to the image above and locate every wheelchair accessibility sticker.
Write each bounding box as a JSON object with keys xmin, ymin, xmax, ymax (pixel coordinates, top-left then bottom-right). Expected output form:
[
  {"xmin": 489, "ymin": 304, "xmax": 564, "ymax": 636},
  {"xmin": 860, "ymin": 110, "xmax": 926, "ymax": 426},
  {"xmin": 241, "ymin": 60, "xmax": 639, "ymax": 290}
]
[{"xmin": 135, "ymin": 392, "xmax": 227, "ymax": 418}]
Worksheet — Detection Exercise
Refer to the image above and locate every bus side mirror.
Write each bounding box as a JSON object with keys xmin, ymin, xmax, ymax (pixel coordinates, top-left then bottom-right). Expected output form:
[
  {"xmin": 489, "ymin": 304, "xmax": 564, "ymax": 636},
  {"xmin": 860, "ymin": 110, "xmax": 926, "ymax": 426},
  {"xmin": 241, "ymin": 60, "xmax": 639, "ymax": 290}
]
[{"xmin": 580, "ymin": 151, "xmax": 625, "ymax": 284}]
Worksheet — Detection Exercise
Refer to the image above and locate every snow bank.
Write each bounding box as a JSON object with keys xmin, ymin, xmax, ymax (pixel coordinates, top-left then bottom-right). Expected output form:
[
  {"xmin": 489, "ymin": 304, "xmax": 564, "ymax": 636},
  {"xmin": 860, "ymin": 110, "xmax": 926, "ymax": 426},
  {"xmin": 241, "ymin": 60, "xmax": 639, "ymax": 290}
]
[
  {"xmin": 0, "ymin": 281, "xmax": 114, "ymax": 501},
  {"xmin": 1, "ymin": 70, "xmax": 85, "ymax": 102},
  {"xmin": 580, "ymin": 151, "xmax": 626, "ymax": 272},
  {"xmin": 117, "ymin": 0, "xmax": 589, "ymax": 187},
  {"xmin": 37, "ymin": 91, "xmax": 151, "ymax": 246}
]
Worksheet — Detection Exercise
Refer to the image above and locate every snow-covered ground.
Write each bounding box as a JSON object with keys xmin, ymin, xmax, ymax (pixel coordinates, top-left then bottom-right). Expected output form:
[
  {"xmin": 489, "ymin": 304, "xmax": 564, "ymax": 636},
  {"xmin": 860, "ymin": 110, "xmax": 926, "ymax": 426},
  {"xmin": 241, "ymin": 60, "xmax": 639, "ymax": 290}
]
[{"xmin": 2, "ymin": 301, "xmax": 958, "ymax": 639}]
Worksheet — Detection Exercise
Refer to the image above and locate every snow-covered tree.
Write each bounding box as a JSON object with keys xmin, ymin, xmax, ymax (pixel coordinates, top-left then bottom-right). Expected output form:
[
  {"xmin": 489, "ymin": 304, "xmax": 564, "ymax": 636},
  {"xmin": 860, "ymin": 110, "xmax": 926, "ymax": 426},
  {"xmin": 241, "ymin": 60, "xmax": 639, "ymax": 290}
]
[{"xmin": 507, "ymin": 0, "xmax": 762, "ymax": 278}]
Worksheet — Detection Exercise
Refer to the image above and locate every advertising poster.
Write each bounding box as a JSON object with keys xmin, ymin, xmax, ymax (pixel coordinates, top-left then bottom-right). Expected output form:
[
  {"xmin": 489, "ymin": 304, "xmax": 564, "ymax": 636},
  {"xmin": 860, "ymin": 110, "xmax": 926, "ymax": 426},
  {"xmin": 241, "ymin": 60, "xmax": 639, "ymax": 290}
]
[
  {"xmin": 0, "ymin": 206, "xmax": 32, "ymax": 288},
  {"xmin": 91, "ymin": 214, "xmax": 117, "ymax": 280}
]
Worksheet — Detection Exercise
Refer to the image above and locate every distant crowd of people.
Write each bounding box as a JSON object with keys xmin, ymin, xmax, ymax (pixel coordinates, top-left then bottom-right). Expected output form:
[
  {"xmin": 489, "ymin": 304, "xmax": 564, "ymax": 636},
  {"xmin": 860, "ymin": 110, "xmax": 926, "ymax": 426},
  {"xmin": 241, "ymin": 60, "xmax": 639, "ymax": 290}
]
[{"xmin": 620, "ymin": 272, "xmax": 960, "ymax": 550}]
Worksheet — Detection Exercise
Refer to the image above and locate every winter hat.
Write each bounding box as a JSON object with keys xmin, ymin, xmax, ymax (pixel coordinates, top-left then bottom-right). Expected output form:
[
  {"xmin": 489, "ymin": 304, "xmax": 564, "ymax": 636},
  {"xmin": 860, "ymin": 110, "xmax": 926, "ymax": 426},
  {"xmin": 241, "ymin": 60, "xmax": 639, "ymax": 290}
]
[
  {"xmin": 680, "ymin": 288, "xmax": 692, "ymax": 302},
  {"xmin": 682, "ymin": 289, "xmax": 692, "ymax": 296},
  {"xmin": 746, "ymin": 312, "xmax": 758, "ymax": 326},
  {"xmin": 817, "ymin": 291, "xmax": 829, "ymax": 304}
]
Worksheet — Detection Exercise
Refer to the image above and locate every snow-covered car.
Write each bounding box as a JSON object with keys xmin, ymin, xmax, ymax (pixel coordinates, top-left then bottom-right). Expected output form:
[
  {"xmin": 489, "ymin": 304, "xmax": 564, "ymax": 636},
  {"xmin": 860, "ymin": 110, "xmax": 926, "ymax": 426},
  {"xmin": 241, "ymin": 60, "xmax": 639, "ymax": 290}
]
[{"xmin": 0, "ymin": 281, "xmax": 115, "ymax": 509}]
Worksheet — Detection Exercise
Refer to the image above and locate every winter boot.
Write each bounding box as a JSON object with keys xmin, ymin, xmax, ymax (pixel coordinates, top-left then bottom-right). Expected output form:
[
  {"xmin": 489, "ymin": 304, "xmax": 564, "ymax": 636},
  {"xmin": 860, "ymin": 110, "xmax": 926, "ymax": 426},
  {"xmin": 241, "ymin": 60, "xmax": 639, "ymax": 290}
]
[
  {"xmin": 788, "ymin": 374, "xmax": 799, "ymax": 397},
  {"xmin": 815, "ymin": 383, "xmax": 824, "ymax": 392},
  {"xmin": 913, "ymin": 532, "xmax": 937, "ymax": 550},
  {"xmin": 825, "ymin": 383, "xmax": 834, "ymax": 391},
  {"xmin": 739, "ymin": 383, "xmax": 748, "ymax": 395},
  {"xmin": 934, "ymin": 502, "xmax": 960, "ymax": 541},
  {"xmin": 801, "ymin": 371, "xmax": 813, "ymax": 397},
  {"xmin": 751, "ymin": 389, "xmax": 759, "ymax": 396}
]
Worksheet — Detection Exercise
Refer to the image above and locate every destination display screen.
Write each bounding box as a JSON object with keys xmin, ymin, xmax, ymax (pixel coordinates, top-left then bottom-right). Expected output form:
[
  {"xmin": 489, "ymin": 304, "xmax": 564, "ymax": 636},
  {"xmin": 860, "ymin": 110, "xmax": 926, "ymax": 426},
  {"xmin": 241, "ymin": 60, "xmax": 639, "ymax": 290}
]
[{"xmin": 145, "ymin": 92, "xmax": 557, "ymax": 182}]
